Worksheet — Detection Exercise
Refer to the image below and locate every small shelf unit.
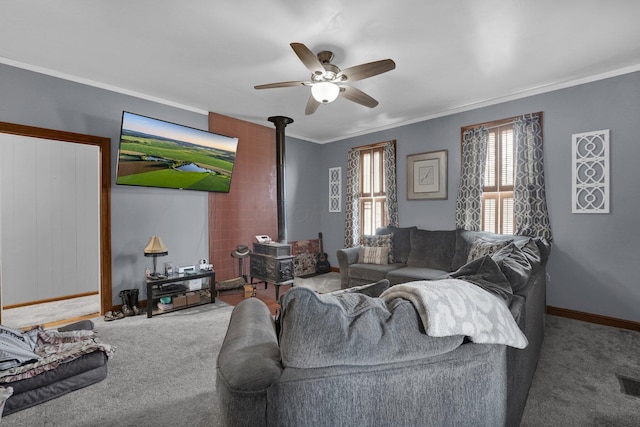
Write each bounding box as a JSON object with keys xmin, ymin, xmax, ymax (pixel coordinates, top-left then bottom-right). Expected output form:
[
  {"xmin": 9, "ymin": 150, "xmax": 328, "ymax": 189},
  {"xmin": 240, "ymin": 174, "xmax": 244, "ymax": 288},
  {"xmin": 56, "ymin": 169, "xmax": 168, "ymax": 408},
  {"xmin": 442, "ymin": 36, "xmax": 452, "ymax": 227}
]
[{"xmin": 145, "ymin": 270, "xmax": 216, "ymax": 318}]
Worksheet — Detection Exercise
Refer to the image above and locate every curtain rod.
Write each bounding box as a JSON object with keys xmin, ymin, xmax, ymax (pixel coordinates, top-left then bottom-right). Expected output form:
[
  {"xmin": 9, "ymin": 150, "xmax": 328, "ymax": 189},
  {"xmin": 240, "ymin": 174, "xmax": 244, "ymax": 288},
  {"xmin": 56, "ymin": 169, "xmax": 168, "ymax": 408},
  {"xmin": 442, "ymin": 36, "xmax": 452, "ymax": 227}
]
[
  {"xmin": 350, "ymin": 140, "xmax": 393, "ymax": 151},
  {"xmin": 484, "ymin": 120, "xmax": 515, "ymax": 131},
  {"xmin": 463, "ymin": 111, "xmax": 542, "ymax": 133}
]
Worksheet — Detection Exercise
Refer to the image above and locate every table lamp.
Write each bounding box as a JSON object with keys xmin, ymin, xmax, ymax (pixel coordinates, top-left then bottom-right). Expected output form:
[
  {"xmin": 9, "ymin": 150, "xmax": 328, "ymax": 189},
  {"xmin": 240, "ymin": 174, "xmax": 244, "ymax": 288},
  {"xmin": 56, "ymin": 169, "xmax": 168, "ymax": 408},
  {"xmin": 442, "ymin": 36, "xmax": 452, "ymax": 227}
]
[{"xmin": 144, "ymin": 236, "xmax": 168, "ymax": 279}]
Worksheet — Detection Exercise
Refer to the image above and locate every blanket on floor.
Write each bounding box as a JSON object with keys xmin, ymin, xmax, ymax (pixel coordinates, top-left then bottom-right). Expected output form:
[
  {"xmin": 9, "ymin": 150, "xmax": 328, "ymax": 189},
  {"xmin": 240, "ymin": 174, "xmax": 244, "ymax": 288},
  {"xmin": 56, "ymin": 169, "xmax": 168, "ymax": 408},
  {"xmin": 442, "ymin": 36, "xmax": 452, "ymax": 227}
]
[
  {"xmin": 0, "ymin": 326, "xmax": 114, "ymax": 383},
  {"xmin": 380, "ymin": 279, "xmax": 528, "ymax": 348}
]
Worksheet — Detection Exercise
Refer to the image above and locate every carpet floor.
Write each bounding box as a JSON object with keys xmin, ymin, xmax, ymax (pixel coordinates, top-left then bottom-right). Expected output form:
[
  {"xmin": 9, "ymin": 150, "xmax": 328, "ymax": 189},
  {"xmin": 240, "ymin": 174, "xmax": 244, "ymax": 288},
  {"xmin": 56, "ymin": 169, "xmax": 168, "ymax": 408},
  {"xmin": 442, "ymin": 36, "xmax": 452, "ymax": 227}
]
[
  {"xmin": 216, "ymin": 271, "xmax": 342, "ymax": 315},
  {"xmin": 520, "ymin": 315, "xmax": 640, "ymax": 426},
  {"xmin": 2, "ymin": 273, "xmax": 639, "ymax": 426},
  {"xmin": 2, "ymin": 294, "xmax": 100, "ymax": 329}
]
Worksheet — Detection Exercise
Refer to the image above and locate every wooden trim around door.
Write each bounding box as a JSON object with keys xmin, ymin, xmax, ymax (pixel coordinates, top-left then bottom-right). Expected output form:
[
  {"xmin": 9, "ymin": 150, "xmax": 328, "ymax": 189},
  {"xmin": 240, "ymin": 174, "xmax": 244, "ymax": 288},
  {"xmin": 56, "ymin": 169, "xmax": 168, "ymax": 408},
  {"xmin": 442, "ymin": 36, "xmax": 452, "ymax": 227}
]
[{"xmin": 0, "ymin": 121, "xmax": 112, "ymax": 317}]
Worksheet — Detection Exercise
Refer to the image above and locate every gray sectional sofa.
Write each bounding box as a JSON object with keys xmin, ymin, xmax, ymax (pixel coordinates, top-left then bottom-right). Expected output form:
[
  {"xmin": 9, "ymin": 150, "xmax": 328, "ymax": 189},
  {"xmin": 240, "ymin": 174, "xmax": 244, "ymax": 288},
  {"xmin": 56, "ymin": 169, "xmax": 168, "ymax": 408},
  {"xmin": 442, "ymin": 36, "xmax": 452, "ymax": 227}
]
[
  {"xmin": 337, "ymin": 226, "xmax": 548, "ymax": 289},
  {"xmin": 216, "ymin": 227, "xmax": 550, "ymax": 426}
]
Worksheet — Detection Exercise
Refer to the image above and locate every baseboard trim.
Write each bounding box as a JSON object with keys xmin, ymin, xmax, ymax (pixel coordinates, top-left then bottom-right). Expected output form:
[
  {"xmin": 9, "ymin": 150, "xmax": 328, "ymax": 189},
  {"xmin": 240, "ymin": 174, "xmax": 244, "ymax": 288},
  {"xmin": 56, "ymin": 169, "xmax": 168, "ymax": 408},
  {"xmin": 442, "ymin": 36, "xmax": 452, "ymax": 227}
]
[
  {"xmin": 3, "ymin": 291, "xmax": 99, "ymax": 310},
  {"xmin": 547, "ymin": 306, "xmax": 640, "ymax": 332}
]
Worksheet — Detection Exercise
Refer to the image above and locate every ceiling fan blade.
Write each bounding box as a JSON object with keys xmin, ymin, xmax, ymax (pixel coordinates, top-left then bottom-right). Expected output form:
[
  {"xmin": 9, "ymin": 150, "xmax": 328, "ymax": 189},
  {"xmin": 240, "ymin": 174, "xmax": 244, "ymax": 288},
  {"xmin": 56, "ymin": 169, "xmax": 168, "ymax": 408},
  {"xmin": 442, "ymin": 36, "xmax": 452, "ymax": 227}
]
[
  {"xmin": 339, "ymin": 86, "xmax": 379, "ymax": 108},
  {"xmin": 305, "ymin": 95, "xmax": 321, "ymax": 115},
  {"xmin": 290, "ymin": 42, "xmax": 325, "ymax": 75},
  {"xmin": 254, "ymin": 80, "xmax": 307, "ymax": 89},
  {"xmin": 338, "ymin": 59, "xmax": 396, "ymax": 82}
]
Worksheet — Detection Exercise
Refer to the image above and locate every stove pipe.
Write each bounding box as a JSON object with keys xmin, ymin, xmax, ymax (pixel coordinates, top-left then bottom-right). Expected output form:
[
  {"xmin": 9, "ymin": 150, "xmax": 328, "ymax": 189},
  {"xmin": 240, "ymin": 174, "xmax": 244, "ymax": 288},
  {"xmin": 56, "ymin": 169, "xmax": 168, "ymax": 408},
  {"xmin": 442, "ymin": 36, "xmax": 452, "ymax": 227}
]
[{"xmin": 268, "ymin": 116, "xmax": 294, "ymax": 243}]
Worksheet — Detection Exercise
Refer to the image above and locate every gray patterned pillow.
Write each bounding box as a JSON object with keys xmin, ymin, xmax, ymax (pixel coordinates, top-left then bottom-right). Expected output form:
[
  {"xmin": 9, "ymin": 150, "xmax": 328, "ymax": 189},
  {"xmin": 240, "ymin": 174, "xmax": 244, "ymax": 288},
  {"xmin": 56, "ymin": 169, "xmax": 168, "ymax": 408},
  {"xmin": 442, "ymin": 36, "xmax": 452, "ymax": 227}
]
[
  {"xmin": 467, "ymin": 237, "xmax": 512, "ymax": 263},
  {"xmin": 361, "ymin": 233, "xmax": 394, "ymax": 264}
]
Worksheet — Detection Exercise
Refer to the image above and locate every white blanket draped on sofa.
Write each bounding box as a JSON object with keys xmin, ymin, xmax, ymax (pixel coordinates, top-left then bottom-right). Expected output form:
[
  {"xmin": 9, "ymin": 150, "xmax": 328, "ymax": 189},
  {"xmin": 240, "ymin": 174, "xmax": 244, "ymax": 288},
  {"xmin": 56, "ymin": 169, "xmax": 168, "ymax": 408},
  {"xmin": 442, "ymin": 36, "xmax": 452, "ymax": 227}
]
[{"xmin": 380, "ymin": 279, "xmax": 528, "ymax": 349}]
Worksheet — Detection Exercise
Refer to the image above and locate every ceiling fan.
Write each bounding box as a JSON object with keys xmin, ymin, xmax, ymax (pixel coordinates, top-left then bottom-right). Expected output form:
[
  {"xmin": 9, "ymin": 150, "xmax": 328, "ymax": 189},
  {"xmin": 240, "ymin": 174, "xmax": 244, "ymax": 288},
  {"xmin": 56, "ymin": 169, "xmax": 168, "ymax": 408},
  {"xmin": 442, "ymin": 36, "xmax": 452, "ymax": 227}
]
[{"xmin": 255, "ymin": 42, "xmax": 396, "ymax": 115}]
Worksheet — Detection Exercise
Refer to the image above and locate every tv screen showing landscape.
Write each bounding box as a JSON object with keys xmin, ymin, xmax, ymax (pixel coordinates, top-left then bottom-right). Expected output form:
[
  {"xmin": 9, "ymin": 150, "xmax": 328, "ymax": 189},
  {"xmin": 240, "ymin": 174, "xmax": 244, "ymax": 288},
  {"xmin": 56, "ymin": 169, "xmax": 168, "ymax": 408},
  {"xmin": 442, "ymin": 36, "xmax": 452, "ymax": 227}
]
[{"xmin": 115, "ymin": 112, "xmax": 239, "ymax": 193}]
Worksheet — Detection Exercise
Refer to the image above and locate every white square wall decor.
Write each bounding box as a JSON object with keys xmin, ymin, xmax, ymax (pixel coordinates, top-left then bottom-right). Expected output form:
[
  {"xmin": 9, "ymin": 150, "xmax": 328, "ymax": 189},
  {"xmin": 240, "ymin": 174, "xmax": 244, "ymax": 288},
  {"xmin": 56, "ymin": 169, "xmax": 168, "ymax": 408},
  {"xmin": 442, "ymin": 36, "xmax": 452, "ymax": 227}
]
[
  {"xmin": 329, "ymin": 167, "xmax": 341, "ymax": 212},
  {"xmin": 572, "ymin": 129, "xmax": 610, "ymax": 214}
]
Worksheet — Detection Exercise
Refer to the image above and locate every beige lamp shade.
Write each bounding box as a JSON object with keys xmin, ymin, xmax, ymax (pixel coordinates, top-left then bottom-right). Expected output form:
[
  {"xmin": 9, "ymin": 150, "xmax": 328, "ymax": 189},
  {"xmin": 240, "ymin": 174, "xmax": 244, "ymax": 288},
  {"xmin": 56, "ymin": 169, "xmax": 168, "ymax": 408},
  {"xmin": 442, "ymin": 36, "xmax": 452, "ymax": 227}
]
[{"xmin": 144, "ymin": 236, "xmax": 168, "ymax": 256}]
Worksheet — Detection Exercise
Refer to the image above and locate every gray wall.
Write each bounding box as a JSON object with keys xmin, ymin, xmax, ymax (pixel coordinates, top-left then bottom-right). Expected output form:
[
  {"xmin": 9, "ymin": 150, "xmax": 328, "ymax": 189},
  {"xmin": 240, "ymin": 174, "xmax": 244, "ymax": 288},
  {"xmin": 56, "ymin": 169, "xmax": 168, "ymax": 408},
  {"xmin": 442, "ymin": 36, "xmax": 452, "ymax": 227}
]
[
  {"xmin": 2, "ymin": 63, "xmax": 638, "ymax": 323},
  {"xmin": 0, "ymin": 64, "xmax": 210, "ymax": 305},
  {"xmin": 284, "ymin": 135, "xmax": 323, "ymax": 242},
  {"xmin": 316, "ymin": 71, "xmax": 640, "ymax": 323}
]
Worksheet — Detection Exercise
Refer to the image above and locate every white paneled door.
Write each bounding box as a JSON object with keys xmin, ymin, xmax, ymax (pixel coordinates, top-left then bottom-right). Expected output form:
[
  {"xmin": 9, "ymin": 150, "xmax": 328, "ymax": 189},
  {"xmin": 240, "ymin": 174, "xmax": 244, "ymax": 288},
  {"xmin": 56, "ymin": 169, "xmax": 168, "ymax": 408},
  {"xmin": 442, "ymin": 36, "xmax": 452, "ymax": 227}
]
[{"xmin": 0, "ymin": 133, "xmax": 100, "ymax": 307}]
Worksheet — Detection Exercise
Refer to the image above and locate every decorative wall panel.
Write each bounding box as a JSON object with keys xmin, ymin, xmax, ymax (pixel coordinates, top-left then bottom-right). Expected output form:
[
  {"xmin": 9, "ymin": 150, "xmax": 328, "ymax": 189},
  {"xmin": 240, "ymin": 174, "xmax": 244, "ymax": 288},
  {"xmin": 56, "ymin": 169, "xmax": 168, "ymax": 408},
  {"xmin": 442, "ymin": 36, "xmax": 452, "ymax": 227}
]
[
  {"xmin": 329, "ymin": 167, "xmax": 341, "ymax": 212},
  {"xmin": 572, "ymin": 129, "xmax": 610, "ymax": 213}
]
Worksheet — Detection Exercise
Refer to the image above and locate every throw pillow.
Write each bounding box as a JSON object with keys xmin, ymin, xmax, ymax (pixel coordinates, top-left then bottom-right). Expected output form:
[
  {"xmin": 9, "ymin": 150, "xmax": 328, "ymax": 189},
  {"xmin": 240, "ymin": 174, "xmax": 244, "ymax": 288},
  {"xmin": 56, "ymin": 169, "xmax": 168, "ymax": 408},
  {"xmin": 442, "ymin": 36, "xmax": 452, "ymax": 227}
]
[
  {"xmin": 329, "ymin": 279, "xmax": 390, "ymax": 297},
  {"xmin": 361, "ymin": 233, "xmax": 394, "ymax": 264},
  {"xmin": 375, "ymin": 226, "xmax": 417, "ymax": 263},
  {"xmin": 467, "ymin": 237, "xmax": 512, "ymax": 263},
  {"xmin": 491, "ymin": 242, "xmax": 533, "ymax": 293},
  {"xmin": 278, "ymin": 287, "xmax": 464, "ymax": 368},
  {"xmin": 359, "ymin": 246, "xmax": 389, "ymax": 265},
  {"xmin": 515, "ymin": 238, "xmax": 542, "ymax": 267},
  {"xmin": 448, "ymin": 255, "xmax": 513, "ymax": 305}
]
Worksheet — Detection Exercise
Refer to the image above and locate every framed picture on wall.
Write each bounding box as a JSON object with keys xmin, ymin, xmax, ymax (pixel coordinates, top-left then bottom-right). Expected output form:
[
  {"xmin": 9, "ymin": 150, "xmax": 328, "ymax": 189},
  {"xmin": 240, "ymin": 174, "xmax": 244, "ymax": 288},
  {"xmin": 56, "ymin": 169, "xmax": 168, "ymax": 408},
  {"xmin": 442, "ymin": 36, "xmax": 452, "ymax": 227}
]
[{"xmin": 407, "ymin": 149, "xmax": 448, "ymax": 200}]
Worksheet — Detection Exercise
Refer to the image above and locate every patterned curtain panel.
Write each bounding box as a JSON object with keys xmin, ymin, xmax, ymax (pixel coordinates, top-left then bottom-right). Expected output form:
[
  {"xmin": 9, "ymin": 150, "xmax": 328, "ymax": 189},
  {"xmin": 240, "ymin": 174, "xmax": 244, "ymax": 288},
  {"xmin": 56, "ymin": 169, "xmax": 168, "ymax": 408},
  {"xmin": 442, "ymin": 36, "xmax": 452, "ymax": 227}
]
[
  {"xmin": 343, "ymin": 148, "xmax": 361, "ymax": 248},
  {"xmin": 383, "ymin": 141, "xmax": 399, "ymax": 227},
  {"xmin": 513, "ymin": 114, "xmax": 553, "ymax": 240},
  {"xmin": 455, "ymin": 127, "xmax": 489, "ymax": 231}
]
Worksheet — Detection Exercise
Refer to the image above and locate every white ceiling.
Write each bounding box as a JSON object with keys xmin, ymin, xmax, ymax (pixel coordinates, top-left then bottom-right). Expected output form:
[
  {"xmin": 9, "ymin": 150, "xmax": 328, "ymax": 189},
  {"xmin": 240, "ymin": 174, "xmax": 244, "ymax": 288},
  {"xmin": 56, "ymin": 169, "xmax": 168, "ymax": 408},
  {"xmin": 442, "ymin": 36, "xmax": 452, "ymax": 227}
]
[{"xmin": 2, "ymin": 1, "xmax": 640, "ymax": 143}]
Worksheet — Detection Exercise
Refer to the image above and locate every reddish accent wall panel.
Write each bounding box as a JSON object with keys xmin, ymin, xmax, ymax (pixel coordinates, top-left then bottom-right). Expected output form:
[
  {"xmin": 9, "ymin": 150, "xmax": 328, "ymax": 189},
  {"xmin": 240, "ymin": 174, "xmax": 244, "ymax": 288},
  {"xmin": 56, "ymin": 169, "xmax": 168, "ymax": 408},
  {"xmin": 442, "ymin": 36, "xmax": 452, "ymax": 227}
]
[{"xmin": 208, "ymin": 112, "xmax": 277, "ymax": 282}]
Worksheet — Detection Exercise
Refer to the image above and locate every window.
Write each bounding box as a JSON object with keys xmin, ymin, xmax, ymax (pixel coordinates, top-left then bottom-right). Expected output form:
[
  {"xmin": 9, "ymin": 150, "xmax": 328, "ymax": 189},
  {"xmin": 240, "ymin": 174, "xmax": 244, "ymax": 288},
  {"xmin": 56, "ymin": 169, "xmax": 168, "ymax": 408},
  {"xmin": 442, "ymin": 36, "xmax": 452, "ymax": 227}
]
[
  {"xmin": 461, "ymin": 117, "xmax": 515, "ymax": 235},
  {"xmin": 359, "ymin": 145, "xmax": 387, "ymax": 236},
  {"xmin": 344, "ymin": 140, "xmax": 397, "ymax": 248},
  {"xmin": 459, "ymin": 112, "xmax": 547, "ymax": 238},
  {"xmin": 482, "ymin": 122, "xmax": 514, "ymax": 234}
]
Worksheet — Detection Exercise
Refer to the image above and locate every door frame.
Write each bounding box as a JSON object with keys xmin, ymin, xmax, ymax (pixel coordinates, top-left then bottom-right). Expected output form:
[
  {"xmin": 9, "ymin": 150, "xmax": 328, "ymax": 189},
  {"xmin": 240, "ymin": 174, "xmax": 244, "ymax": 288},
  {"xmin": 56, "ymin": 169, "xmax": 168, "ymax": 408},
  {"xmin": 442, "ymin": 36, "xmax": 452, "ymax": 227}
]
[{"xmin": 0, "ymin": 121, "xmax": 112, "ymax": 318}]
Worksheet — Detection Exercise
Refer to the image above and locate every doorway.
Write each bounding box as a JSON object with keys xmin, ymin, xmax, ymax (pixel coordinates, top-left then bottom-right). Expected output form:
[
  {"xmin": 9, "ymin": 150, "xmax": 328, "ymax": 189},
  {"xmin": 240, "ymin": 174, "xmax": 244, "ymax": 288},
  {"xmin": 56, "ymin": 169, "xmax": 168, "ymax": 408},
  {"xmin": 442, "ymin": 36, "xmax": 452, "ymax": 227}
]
[{"xmin": 0, "ymin": 121, "xmax": 111, "ymax": 327}]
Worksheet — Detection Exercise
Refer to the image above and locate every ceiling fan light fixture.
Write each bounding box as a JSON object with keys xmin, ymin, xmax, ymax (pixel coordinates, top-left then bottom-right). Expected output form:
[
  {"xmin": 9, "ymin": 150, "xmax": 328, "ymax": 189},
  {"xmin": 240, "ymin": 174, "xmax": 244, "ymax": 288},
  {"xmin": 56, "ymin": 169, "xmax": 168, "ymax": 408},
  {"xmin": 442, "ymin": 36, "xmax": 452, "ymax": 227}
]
[{"xmin": 311, "ymin": 81, "xmax": 340, "ymax": 104}]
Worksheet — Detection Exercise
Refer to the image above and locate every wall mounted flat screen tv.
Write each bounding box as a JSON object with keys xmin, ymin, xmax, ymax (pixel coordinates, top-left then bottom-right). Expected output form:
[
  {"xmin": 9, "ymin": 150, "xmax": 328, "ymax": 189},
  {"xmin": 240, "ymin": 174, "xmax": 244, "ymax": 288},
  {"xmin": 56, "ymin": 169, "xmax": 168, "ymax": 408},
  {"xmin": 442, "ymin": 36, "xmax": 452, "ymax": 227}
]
[{"xmin": 115, "ymin": 111, "xmax": 239, "ymax": 193}]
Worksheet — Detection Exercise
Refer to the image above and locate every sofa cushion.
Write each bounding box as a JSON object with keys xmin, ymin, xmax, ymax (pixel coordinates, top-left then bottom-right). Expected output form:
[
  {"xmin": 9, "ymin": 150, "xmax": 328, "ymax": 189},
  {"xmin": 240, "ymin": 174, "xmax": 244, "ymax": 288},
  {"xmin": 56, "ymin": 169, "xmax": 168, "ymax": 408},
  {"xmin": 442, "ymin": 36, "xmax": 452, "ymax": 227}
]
[
  {"xmin": 491, "ymin": 243, "xmax": 533, "ymax": 293},
  {"xmin": 467, "ymin": 237, "xmax": 512, "ymax": 263},
  {"xmin": 448, "ymin": 255, "xmax": 513, "ymax": 305},
  {"xmin": 532, "ymin": 237, "xmax": 552, "ymax": 265},
  {"xmin": 509, "ymin": 294, "xmax": 525, "ymax": 326},
  {"xmin": 349, "ymin": 263, "xmax": 403, "ymax": 284},
  {"xmin": 451, "ymin": 229, "xmax": 521, "ymax": 271},
  {"xmin": 514, "ymin": 238, "xmax": 543, "ymax": 268},
  {"xmin": 359, "ymin": 246, "xmax": 389, "ymax": 265},
  {"xmin": 386, "ymin": 266, "xmax": 449, "ymax": 285},
  {"xmin": 362, "ymin": 234, "xmax": 394, "ymax": 264},
  {"xmin": 329, "ymin": 279, "xmax": 390, "ymax": 297},
  {"xmin": 376, "ymin": 226, "xmax": 417, "ymax": 263},
  {"xmin": 406, "ymin": 229, "xmax": 456, "ymax": 271},
  {"xmin": 278, "ymin": 287, "xmax": 464, "ymax": 368}
]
